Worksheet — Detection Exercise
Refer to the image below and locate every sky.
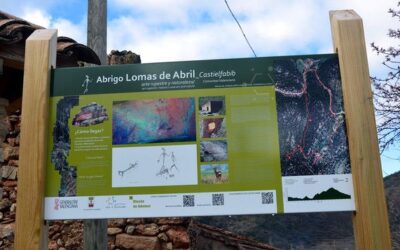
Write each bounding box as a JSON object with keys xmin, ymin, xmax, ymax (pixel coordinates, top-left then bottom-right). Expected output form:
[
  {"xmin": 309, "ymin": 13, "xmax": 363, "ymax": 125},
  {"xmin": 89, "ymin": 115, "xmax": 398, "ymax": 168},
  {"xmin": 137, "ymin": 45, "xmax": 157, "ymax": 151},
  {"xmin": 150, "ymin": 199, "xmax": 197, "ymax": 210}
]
[{"xmin": 2, "ymin": 0, "xmax": 399, "ymax": 175}]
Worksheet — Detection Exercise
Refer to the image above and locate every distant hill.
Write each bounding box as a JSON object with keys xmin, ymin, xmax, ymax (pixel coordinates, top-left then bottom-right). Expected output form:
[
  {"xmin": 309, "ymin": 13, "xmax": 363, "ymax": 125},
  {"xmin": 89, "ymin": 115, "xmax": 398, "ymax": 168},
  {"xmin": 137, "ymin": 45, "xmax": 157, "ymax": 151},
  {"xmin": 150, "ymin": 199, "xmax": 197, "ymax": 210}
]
[{"xmin": 195, "ymin": 171, "xmax": 400, "ymax": 249}]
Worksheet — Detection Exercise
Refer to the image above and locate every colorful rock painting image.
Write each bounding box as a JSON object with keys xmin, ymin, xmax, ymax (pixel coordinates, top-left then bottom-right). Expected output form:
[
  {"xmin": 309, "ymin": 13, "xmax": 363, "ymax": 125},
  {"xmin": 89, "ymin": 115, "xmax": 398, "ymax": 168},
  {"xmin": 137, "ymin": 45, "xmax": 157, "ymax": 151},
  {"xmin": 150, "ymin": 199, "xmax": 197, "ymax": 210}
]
[
  {"xmin": 72, "ymin": 102, "xmax": 108, "ymax": 127},
  {"xmin": 200, "ymin": 164, "xmax": 229, "ymax": 184},
  {"xmin": 200, "ymin": 118, "xmax": 226, "ymax": 138},
  {"xmin": 112, "ymin": 98, "xmax": 196, "ymax": 144},
  {"xmin": 200, "ymin": 140, "xmax": 228, "ymax": 162},
  {"xmin": 199, "ymin": 96, "xmax": 225, "ymax": 116},
  {"xmin": 274, "ymin": 57, "xmax": 351, "ymax": 176}
]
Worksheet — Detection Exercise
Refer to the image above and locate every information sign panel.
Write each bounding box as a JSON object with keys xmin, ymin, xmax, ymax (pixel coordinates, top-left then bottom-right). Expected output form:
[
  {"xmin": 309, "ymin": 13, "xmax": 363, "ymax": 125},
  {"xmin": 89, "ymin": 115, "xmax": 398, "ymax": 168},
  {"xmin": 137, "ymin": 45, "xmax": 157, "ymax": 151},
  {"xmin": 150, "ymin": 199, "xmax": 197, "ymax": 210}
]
[{"xmin": 45, "ymin": 54, "xmax": 355, "ymax": 219}]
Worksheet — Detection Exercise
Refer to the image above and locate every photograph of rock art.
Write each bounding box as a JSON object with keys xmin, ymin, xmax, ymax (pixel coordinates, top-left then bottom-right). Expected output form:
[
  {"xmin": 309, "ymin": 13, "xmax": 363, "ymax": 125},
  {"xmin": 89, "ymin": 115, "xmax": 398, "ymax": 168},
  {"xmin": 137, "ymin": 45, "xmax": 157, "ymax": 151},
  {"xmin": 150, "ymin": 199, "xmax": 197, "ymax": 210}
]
[
  {"xmin": 200, "ymin": 118, "xmax": 226, "ymax": 138},
  {"xmin": 72, "ymin": 102, "xmax": 108, "ymax": 126},
  {"xmin": 112, "ymin": 98, "xmax": 196, "ymax": 145}
]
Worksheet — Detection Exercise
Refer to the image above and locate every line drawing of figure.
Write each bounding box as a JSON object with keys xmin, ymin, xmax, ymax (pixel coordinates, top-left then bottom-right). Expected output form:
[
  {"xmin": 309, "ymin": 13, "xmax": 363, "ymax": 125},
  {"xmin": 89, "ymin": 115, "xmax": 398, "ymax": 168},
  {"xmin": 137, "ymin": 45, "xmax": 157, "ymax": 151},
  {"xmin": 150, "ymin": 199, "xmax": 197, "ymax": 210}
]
[
  {"xmin": 82, "ymin": 75, "xmax": 92, "ymax": 94},
  {"xmin": 157, "ymin": 148, "xmax": 170, "ymax": 178},
  {"xmin": 169, "ymin": 152, "xmax": 179, "ymax": 173}
]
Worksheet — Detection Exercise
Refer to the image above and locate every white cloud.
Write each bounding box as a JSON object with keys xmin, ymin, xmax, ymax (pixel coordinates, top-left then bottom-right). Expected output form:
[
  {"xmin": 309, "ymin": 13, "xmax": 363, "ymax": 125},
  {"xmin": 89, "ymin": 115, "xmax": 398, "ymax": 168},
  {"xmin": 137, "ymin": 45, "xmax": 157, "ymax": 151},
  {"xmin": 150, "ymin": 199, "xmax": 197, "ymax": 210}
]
[
  {"xmin": 14, "ymin": 6, "xmax": 87, "ymax": 45},
  {"xmin": 21, "ymin": 8, "xmax": 51, "ymax": 27},
  {"xmin": 51, "ymin": 18, "xmax": 87, "ymax": 44}
]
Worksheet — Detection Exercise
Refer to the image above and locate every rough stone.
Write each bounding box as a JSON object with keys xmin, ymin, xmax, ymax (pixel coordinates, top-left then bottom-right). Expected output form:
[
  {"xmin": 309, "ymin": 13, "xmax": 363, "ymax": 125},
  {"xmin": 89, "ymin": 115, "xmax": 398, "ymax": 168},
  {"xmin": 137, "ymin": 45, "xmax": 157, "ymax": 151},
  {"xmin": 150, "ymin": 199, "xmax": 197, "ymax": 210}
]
[
  {"xmin": 0, "ymin": 199, "xmax": 11, "ymax": 212},
  {"xmin": 57, "ymin": 238, "xmax": 63, "ymax": 246},
  {"xmin": 3, "ymin": 146, "xmax": 19, "ymax": 161},
  {"xmin": 136, "ymin": 223, "xmax": 159, "ymax": 236},
  {"xmin": 126, "ymin": 218, "xmax": 144, "ymax": 225},
  {"xmin": 125, "ymin": 225, "xmax": 135, "ymax": 235},
  {"xmin": 1, "ymin": 166, "xmax": 17, "ymax": 180},
  {"xmin": 161, "ymin": 242, "xmax": 173, "ymax": 250},
  {"xmin": 108, "ymin": 218, "xmax": 126, "ymax": 228},
  {"xmin": 107, "ymin": 227, "xmax": 123, "ymax": 235},
  {"xmin": 9, "ymin": 191, "xmax": 16, "ymax": 201},
  {"xmin": 157, "ymin": 218, "xmax": 186, "ymax": 225},
  {"xmin": 166, "ymin": 227, "xmax": 190, "ymax": 249},
  {"xmin": 115, "ymin": 234, "xmax": 160, "ymax": 250},
  {"xmin": 51, "ymin": 232, "xmax": 61, "ymax": 240},
  {"xmin": 0, "ymin": 224, "xmax": 15, "ymax": 239},
  {"xmin": 159, "ymin": 225, "xmax": 170, "ymax": 232},
  {"xmin": 157, "ymin": 232, "xmax": 169, "ymax": 242},
  {"xmin": 48, "ymin": 240, "xmax": 58, "ymax": 250},
  {"xmin": 7, "ymin": 160, "xmax": 18, "ymax": 166},
  {"xmin": 9, "ymin": 203, "xmax": 16, "ymax": 213},
  {"xmin": 2, "ymin": 181, "xmax": 17, "ymax": 187}
]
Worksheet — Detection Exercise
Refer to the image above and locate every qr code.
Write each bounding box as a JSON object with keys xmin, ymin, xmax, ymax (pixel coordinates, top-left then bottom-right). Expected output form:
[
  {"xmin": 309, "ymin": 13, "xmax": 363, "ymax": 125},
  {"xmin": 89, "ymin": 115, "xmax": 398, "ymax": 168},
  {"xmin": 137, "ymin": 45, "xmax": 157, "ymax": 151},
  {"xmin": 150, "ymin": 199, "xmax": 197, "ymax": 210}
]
[
  {"xmin": 212, "ymin": 193, "xmax": 224, "ymax": 206},
  {"xmin": 183, "ymin": 195, "xmax": 195, "ymax": 207},
  {"xmin": 261, "ymin": 192, "xmax": 274, "ymax": 204}
]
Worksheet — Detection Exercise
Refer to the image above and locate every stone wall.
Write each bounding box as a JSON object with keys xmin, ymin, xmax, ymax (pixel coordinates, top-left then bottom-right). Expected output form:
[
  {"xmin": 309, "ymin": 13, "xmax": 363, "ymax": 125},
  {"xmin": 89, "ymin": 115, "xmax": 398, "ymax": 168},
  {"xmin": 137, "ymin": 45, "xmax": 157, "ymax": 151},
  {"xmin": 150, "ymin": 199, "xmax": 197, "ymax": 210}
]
[
  {"xmin": 47, "ymin": 218, "xmax": 190, "ymax": 250},
  {"xmin": 0, "ymin": 98, "xmax": 19, "ymax": 249}
]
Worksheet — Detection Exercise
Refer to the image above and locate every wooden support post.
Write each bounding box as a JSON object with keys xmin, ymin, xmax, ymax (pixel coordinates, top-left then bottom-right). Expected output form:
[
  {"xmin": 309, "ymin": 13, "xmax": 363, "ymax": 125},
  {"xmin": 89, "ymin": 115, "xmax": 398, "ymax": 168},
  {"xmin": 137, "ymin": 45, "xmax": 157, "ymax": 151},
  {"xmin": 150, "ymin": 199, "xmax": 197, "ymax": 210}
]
[
  {"xmin": 15, "ymin": 29, "xmax": 57, "ymax": 250},
  {"xmin": 88, "ymin": 0, "xmax": 108, "ymax": 65},
  {"xmin": 330, "ymin": 10, "xmax": 392, "ymax": 249},
  {"xmin": 85, "ymin": 0, "xmax": 108, "ymax": 249}
]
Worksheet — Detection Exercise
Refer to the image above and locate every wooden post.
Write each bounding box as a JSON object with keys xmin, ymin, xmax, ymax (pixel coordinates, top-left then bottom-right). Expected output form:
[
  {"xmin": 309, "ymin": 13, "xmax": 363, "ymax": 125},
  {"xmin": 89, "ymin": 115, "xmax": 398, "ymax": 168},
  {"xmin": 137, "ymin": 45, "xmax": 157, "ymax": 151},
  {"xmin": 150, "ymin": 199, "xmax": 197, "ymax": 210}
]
[
  {"xmin": 330, "ymin": 10, "xmax": 392, "ymax": 249},
  {"xmin": 15, "ymin": 29, "xmax": 57, "ymax": 250},
  {"xmin": 85, "ymin": 0, "xmax": 108, "ymax": 249},
  {"xmin": 88, "ymin": 0, "xmax": 107, "ymax": 64}
]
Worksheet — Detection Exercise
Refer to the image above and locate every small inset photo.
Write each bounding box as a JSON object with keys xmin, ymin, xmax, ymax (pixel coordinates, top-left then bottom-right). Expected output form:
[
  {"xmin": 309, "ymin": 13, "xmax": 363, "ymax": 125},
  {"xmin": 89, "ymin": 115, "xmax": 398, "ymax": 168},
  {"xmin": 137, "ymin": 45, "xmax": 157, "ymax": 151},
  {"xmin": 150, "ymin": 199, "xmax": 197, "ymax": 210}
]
[
  {"xmin": 199, "ymin": 96, "xmax": 225, "ymax": 116},
  {"xmin": 72, "ymin": 102, "xmax": 108, "ymax": 126},
  {"xmin": 200, "ymin": 164, "xmax": 229, "ymax": 184},
  {"xmin": 200, "ymin": 140, "xmax": 227, "ymax": 162},
  {"xmin": 200, "ymin": 118, "xmax": 226, "ymax": 138}
]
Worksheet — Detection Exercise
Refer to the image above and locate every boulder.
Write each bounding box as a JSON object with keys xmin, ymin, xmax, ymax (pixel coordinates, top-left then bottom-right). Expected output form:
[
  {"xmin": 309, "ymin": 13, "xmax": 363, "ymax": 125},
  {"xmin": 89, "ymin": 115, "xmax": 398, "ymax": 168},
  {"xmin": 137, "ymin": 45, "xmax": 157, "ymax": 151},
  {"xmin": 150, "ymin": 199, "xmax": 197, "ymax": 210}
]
[
  {"xmin": 0, "ymin": 224, "xmax": 15, "ymax": 240},
  {"xmin": 115, "ymin": 234, "xmax": 160, "ymax": 250},
  {"xmin": 126, "ymin": 218, "xmax": 144, "ymax": 225},
  {"xmin": 3, "ymin": 146, "xmax": 19, "ymax": 161},
  {"xmin": 136, "ymin": 223, "xmax": 159, "ymax": 236},
  {"xmin": 166, "ymin": 227, "xmax": 190, "ymax": 249},
  {"xmin": 157, "ymin": 232, "xmax": 169, "ymax": 242},
  {"xmin": 48, "ymin": 240, "xmax": 58, "ymax": 250},
  {"xmin": 107, "ymin": 227, "xmax": 123, "ymax": 236},
  {"xmin": 125, "ymin": 225, "xmax": 135, "ymax": 235},
  {"xmin": 108, "ymin": 218, "xmax": 126, "ymax": 228},
  {"xmin": 0, "ymin": 199, "xmax": 11, "ymax": 212},
  {"xmin": 161, "ymin": 242, "xmax": 173, "ymax": 250},
  {"xmin": 1, "ymin": 166, "xmax": 18, "ymax": 180}
]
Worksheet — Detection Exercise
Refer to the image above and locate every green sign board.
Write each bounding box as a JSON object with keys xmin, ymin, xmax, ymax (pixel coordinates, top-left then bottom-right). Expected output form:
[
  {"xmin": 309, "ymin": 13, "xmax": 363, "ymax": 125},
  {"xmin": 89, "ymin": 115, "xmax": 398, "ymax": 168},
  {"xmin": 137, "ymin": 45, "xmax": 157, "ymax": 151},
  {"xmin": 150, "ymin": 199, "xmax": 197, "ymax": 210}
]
[{"xmin": 44, "ymin": 54, "xmax": 355, "ymax": 219}]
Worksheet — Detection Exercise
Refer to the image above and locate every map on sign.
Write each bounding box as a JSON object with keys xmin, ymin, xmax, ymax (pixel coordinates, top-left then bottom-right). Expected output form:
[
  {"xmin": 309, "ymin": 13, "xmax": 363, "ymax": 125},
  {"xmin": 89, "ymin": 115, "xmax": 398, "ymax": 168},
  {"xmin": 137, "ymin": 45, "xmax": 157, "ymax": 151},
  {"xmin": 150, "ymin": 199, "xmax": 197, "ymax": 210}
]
[{"xmin": 44, "ymin": 54, "xmax": 355, "ymax": 219}]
